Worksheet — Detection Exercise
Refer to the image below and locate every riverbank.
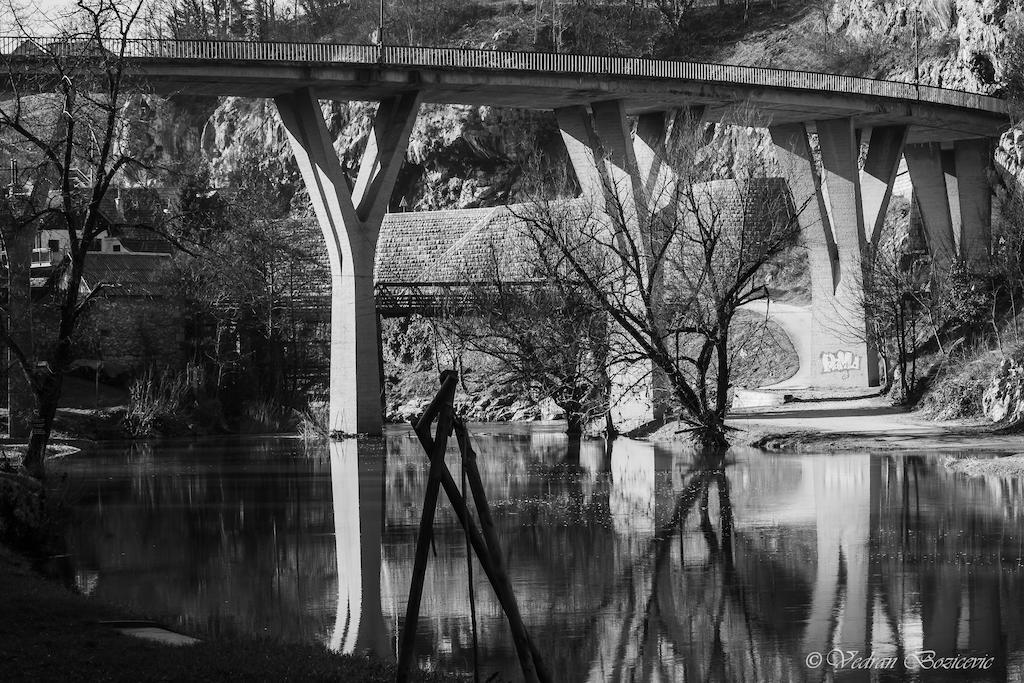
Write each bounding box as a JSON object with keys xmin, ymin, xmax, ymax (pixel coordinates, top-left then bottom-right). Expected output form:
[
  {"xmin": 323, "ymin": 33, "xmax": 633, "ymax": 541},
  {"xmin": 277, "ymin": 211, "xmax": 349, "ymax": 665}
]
[
  {"xmin": 0, "ymin": 546, "xmax": 455, "ymax": 682},
  {"xmin": 718, "ymin": 395, "xmax": 1024, "ymax": 460}
]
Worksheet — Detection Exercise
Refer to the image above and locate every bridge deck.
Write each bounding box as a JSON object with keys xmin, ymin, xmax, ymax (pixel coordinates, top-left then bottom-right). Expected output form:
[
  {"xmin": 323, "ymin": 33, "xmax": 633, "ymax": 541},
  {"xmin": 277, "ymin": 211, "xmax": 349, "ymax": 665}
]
[{"xmin": 2, "ymin": 38, "xmax": 1008, "ymax": 143}]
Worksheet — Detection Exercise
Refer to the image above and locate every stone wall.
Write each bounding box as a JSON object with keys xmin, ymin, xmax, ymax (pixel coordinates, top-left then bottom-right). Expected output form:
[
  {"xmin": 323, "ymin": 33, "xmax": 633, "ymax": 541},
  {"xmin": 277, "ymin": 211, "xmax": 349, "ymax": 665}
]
[
  {"xmin": 78, "ymin": 296, "xmax": 186, "ymax": 377},
  {"xmin": 31, "ymin": 294, "xmax": 186, "ymax": 380}
]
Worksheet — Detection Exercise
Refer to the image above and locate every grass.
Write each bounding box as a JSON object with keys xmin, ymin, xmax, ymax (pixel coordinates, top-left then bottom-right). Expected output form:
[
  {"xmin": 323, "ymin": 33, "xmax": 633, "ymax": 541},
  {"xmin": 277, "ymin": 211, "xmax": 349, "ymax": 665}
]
[{"xmin": 0, "ymin": 548, "xmax": 459, "ymax": 682}]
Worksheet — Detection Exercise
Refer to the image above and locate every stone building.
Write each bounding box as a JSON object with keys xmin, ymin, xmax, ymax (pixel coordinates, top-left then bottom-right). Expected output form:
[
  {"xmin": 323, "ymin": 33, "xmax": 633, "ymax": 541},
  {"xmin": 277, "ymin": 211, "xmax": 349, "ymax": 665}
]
[{"xmin": 3, "ymin": 186, "xmax": 185, "ymax": 392}]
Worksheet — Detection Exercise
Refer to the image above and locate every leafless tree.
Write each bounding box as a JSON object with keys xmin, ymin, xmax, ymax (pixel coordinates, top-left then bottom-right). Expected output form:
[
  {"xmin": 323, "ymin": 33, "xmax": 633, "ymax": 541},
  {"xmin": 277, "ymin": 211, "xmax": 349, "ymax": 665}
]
[
  {"xmin": 1, "ymin": 0, "xmax": 146, "ymax": 477},
  {"xmin": 439, "ymin": 220, "xmax": 610, "ymax": 436},
  {"xmin": 514, "ymin": 114, "xmax": 803, "ymax": 451},
  {"xmin": 859, "ymin": 198, "xmax": 933, "ymax": 400}
]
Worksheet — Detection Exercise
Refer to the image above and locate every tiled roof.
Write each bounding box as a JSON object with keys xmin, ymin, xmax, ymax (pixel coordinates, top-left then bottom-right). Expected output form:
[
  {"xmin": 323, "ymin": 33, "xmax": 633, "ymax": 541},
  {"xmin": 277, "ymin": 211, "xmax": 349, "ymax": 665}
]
[
  {"xmin": 81, "ymin": 253, "xmax": 175, "ymax": 297},
  {"xmin": 374, "ymin": 207, "xmax": 498, "ymax": 282},
  {"xmin": 374, "ymin": 201, "xmax": 594, "ymax": 284},
  {"xmin": 107, "ymin": 224, "xmax": 174, "ymax": 254}
]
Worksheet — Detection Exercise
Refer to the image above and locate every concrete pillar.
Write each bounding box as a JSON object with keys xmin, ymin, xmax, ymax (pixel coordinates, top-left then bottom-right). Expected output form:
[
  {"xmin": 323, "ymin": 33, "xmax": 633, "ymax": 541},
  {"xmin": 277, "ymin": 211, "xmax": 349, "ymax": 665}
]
[
  {"xmin": 815, "ymin": 119, "xmax": 866, "ymax": 294},
  {"xmin": 860, "ymin": 126, "xmax": 909, "ymax": 248},
  {"xmin": 590, "ymin": 100, "xmax": 651, "ymax": 231},
  {"xmin": 554, "ymin": 102, "xmax": 668, "ymax": 430},
  {"xmin": 943, "ymin": 148, "xmax": 962, "ymax": 254},
  {"xmin": 905, "ymin": 142, "xmax": 958, "ymax": 270},
  {"xmin": 769, "ymin": 123, "xmax": 838, "ymax": 293},
  {"xmin": 633, "ymin": 111, "xmax": 671, "ymax": 210},
  {"xmin": 954, "ymin": 138, "xmax": 993, "ymax": 267},
  {"xmin": 275, "ymin": 89, "xmax": 420, "ymax": 436},
  {"xmin": 555, "ymin": 104, "xmax": 604, "ymax": 201},
  {"xmin": 770, "ymin": 120, "xmax": 879, "ymax": 388},
  {"xmin": 905, "ymin": 139, "xmax": 993, "ymax": 272},
  {"xmin": 633, "ymin": 107, "xmax": 705, "ymax": 210}
]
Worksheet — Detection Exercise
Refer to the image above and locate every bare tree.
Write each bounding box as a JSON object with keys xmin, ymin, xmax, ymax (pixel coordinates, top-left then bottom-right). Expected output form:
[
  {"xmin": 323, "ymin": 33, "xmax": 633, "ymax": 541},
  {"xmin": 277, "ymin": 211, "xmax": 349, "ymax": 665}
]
[
  {"xmin": 1, "ymin": 0, "xmax": 145, "ymax": 477},
  {"xmin": 515, "ymin": 115, "xmax": 803, "ymax": 451},
  {"xmin": 860, "ymin": 197, "xmax": 932, "ymax": 400},
  {"xmin": 439, "ymin": 225, "xmax": 610, "ymax": 436}
]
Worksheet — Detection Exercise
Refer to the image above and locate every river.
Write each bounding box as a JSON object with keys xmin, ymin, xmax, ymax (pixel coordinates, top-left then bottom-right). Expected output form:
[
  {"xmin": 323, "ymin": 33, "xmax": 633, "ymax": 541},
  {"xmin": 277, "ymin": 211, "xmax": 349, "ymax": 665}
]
[{"xmin": 52, "ymin": 424, "xmax": 1024, "ymax": 681}]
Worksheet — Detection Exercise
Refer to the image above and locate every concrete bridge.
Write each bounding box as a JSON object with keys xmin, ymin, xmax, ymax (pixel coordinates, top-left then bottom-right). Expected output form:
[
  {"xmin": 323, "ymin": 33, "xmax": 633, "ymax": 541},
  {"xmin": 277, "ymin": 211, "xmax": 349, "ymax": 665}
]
[{"xmin": 2, "ymin": 37, "xmax": 1010, "ymax": 435}]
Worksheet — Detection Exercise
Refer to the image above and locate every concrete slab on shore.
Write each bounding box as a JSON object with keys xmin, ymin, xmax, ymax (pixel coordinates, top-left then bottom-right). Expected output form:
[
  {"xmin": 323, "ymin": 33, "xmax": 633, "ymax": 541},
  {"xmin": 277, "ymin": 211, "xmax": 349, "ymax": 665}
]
[{"xmin": 101, "ymin": 621, "xmax": 200, "ymax": 646}]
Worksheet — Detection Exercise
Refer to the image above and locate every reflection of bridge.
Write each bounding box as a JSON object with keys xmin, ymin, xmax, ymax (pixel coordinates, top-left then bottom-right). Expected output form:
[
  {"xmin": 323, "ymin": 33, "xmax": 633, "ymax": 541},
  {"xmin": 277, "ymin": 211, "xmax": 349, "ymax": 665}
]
[
  {"xmin": 57, "ymin": 434, "xmax": 1024, "ymax": 680},
  {"xmin": 4, "ymin": 37, "xmax": 1010, "ymax": 434},
  {"xmin": 329, "ymin": 438, "xmax": 1024, "ymax": 681}
]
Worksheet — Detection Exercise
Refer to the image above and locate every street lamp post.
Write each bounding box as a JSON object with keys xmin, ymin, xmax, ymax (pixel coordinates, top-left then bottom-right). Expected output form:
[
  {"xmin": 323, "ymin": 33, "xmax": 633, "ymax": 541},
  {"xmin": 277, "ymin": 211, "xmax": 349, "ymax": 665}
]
[
  {"xmin": 377, "ymin": 0, "xmax": 385, "ymax": 62},
  {"xmin": 913, "ymin": 2, "xmax": 921, "ymax": 91}
]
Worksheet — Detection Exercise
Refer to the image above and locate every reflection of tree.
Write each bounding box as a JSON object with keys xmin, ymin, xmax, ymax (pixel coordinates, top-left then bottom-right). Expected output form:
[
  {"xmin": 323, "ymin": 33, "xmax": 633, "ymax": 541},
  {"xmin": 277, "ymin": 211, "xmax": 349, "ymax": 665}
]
[
  {"xmin": 61, "ymin": 438, "xmax": 341, "ymax": 645},
  {"xmin": 600, "ymin": 455, "xmax": 782, "ymax": 683}
]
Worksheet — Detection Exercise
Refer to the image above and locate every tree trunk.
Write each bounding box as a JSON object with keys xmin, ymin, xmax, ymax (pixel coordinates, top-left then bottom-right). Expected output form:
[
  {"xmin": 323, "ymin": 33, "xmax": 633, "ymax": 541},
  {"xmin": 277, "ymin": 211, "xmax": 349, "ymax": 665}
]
[
  {"xmin": 694, "ymin": 411, "xmax": 729, "ymax": 456},
  {"xmin": 564, "ymin": 434, "xmax": 581, "ymax": 466},
  {"xmin": 563, "ymin": 401, "xmax": 584, "ymax": 435},
  {"xmin": 5, "ymin": 220, "xmax": 35, "ymax": 440},
  {"xmin": 22, "ymin": 372, "xmax": 62, "ymax": 480}
]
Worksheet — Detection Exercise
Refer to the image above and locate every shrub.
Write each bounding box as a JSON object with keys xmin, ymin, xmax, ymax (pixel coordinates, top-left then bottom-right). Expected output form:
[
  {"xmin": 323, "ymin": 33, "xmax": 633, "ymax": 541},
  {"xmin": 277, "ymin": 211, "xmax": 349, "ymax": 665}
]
[
  {"xmin": 298, "ymin": 401, "xmax": 330, "ymax": 441},
  {"xmin": 239, "ymin": 397, "xmax": 298, "ymax": 433},
  {"xmin": 123, "ymin": 367, "xmax": 192, "ymax": 437},
  {"xmin": 917, "ymin": 350, "xmax": 1003, "ymax": 420}
]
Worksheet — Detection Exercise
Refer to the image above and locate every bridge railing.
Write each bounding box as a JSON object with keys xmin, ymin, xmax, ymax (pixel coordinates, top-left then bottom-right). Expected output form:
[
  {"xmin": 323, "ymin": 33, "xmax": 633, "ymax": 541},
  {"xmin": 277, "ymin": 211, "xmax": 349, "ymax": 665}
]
[{"xmin": 0, "ymin": 35, "xmax": 1006, "ymax": 113}]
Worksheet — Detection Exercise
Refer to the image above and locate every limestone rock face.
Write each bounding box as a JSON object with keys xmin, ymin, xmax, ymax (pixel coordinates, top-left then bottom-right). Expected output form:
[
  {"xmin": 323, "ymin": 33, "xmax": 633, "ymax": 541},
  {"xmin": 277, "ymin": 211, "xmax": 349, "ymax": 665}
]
[
  {"xmin": 173, "ymin": 95, "xmax": 558, "ymax": 213},
  {"xmin": 833, "ymin": 0, "xmax": 1009, "ymax": 92},
  {"xmin": 982, "ymin": 357, "xmax": 1024, "ymax": 423},
  {"xmin": 148, "ymin": 1, "xmax": 1017, "ymax": 210}
]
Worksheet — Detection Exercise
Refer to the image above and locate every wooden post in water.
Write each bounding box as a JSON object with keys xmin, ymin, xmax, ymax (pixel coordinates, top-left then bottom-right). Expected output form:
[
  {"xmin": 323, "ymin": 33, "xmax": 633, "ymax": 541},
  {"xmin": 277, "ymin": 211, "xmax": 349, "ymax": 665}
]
[
  {"xmin": 396, "ymin": 372, "xmax": 549, "ymax": 683},
  {"xmin": 396, "ymin": 371, "xmax": 458, "ymax": 682},
  {"xmin": 453, "ymin": 417, "xmax": 549, "ymax": 679}
]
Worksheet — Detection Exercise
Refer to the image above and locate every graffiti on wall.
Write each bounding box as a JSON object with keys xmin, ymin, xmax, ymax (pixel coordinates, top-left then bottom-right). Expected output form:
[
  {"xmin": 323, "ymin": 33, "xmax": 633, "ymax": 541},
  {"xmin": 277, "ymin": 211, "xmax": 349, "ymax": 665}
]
[{"xmin": 821, "ymin": 350, "xmax": 861, "ymax": 375}]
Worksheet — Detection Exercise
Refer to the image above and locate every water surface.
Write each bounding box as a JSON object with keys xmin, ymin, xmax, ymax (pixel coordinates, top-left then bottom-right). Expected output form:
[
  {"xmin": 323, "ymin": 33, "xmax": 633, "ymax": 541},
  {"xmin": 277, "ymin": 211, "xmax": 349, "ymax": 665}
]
[{"xmin": 54, "ymin": 426, "xmax": 1024, "ymax": 681}]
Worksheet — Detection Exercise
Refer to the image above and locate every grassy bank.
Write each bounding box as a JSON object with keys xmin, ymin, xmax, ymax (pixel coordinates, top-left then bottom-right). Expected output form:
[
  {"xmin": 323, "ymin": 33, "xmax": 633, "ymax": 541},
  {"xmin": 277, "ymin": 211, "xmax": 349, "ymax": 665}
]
[{"xmin": 0, "ymin": 548, "xmax": 456, "ymax": 682}]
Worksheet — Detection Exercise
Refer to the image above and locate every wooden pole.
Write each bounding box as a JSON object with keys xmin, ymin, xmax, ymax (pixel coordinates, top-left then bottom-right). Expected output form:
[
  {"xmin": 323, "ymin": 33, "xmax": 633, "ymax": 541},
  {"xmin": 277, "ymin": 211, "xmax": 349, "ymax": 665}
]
[
  {"xmin": 410, "ymin": 422, "xmax": 545, "ymax": 683},
  {"xmin": 396, "ymin": 372, "xmax": 458, "ymax": 683},
  {"xmin": 400, "ymin": 373, "xmax": 548, "ymax": 683},
  {"xmin": 454, "ymin": 419, "xmax": 551, "ymax": 682}
]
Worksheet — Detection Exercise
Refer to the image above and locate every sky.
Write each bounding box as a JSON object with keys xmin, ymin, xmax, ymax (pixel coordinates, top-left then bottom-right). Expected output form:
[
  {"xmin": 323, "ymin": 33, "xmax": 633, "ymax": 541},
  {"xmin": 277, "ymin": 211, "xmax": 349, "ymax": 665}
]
[{"xmin": 2, "ymin": 0, "xmax": 109, "ymax": 36}]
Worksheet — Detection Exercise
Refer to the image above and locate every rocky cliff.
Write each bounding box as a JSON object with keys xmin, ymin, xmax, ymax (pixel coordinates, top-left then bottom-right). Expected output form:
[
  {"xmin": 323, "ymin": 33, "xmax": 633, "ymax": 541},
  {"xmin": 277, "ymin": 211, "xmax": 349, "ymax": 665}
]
[{"xmin": 141, "ymin": 0, "xmax": 1017, "ymax": 212}]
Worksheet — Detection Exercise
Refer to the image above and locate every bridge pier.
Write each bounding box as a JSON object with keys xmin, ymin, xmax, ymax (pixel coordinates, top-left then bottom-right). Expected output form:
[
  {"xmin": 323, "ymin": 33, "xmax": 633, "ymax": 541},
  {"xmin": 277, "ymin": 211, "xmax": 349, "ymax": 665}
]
[
  {"xmin": 771, "ymin": 120, "xmax": 908, "ymax": 389},
  {"xmin": 555, "ymin": 101, "xmax": 681, "ymax": 430},
  {"xmin": 905, "ymin": 139, "xmax": 993, "ymax": 271},
  {"xmin": 275, "ymin": 88, "xmax": 420, "ymax": 436}
]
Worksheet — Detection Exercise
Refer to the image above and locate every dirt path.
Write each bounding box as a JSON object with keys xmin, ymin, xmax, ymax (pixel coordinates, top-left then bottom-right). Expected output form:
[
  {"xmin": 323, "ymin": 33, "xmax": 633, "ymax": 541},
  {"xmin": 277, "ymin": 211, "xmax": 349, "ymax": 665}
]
[{"xmin": 725, "ymin": 396, "xmax": 1024, "ymax": 453}]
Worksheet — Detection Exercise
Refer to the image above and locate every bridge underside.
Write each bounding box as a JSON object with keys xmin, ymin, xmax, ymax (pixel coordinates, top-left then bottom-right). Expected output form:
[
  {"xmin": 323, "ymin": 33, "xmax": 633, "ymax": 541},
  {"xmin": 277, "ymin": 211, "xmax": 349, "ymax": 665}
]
[{"xmin": 122, "ymin": 62, "xmax": 1006, "ymax": 145}]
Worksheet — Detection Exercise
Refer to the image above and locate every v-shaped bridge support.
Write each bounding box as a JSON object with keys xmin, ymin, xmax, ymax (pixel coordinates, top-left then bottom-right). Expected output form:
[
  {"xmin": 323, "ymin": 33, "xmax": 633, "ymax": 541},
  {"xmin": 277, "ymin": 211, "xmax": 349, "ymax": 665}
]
[{"xmin": 275, "ymin": 88, "xmax": 421, "ymax": 435}]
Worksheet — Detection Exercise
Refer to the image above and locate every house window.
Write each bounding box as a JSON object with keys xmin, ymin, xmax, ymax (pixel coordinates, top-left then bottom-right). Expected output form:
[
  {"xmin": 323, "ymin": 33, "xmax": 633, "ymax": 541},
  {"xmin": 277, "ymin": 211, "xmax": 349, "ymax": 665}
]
[
  {"xmin": 112, "ymin": 244, "xmax": 122, "ymax": 252},
  {"xmin": 48, "ymin": 239, "xmax": 59, "ymax": 252}
]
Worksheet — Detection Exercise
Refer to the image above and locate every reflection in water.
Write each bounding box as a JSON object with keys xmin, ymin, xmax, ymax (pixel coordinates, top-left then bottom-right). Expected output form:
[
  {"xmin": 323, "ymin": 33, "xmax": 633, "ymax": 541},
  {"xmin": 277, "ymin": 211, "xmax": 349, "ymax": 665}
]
[
  {"xmin": 329, "ymin": 440, "xmax": 389, "ymax": 657},
  {"xmin": 55, "ymin": 431, "xmax": 1024, "ymax": 681}
]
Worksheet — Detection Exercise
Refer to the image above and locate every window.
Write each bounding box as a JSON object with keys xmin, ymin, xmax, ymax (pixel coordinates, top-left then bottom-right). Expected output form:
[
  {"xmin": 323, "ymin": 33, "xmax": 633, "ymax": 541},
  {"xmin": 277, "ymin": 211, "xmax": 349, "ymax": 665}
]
[
  {"xmin": 48, "ymin": 239, "xmax": 59, "ymax": 252},
  {"xmin": 112, "ymin": 244, "xmax": 122, "ymax": 253}
]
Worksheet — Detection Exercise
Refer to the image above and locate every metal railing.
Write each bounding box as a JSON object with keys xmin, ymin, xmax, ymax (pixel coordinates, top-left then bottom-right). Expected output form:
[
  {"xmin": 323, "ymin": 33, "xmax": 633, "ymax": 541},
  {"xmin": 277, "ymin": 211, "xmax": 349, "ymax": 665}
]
[
  {"xmin": 0, "ymin": 35, "xmax": 1008, "ymax": 114},
  {"xmin": 375, "ymin": 280, "xmax": 546, "ymax": 315}
]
